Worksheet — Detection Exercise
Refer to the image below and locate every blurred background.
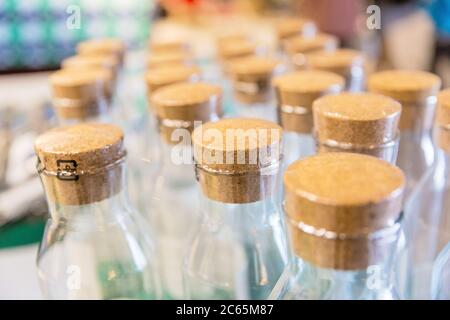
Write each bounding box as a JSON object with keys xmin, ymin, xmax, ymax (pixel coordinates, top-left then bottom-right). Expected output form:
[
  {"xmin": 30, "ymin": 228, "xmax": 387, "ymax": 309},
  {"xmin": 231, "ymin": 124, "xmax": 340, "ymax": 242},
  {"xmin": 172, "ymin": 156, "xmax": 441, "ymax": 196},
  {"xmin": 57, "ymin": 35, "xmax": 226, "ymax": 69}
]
[{"xmin": 0, "ymin": 0, "xmax": 449, "ymax": 299}]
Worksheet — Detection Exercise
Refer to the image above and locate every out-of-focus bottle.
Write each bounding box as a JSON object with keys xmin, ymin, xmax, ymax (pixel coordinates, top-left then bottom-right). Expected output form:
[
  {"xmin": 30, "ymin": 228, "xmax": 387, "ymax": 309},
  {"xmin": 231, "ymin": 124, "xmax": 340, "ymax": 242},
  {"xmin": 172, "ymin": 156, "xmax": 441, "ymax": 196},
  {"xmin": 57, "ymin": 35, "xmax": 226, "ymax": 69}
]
[
  {"xmin": 228, "ymin": 56, "xmax": 283, "ymax": 121},
  {"xmin": 282, "ymin": 33, "xmax": 339, "ymax": 69},
  {"xmin": 305, "ymin": 49, "xmax": 365, "ymax": 92},
  {"xmin": 77, "ymin": 38, "xmax": 126, "ymax": 67},
  {"xmin": 270, "ymin": 153, "xmax": 405, "ymax": 300},
  {"xmin": 368, "ymin": 70, "xmax": 441, "ymax": 200},
  {"xmin": 149, "ymin": 82, "xmax": 222, "ymax": 299},
  {"xmin": 61, "ymin": 54, "xmax": 120, "ymax": 104},
  {"xmin": 49, "ymin": 68, "xmax": 113, "ymax": 124},
  {"xmin": 398, "ymin": 89, "xmax": 450, "ymax": 299},
  {"xmin": 273, "ymin": 17, "xmax": 316, "ymax": 49},
  {"xmin": 431, "ymin": 242, "xmax": 450, "ymax": 300},
  {"xmin": 313, "ymin": 92, "xmax": 401, "ymax": 163},
  {"xmin": 35, "ymin": 123, "xmax": 158, "ymax": 300},
  {"xmin": 186, "ymin": 118, "xmax": 288, "ymax": 299},
  {"xmin": 273, "ymin": 70, "xmax": 345, "ymax": 166}
]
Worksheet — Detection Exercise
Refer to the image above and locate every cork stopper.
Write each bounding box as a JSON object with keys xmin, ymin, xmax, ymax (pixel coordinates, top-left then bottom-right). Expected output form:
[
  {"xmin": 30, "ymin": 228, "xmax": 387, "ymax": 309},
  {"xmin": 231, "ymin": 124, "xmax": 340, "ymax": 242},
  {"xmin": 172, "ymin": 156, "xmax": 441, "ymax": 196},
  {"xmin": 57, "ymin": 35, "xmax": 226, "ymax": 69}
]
[
  {"xmin": 149, "ymin": 39, "xmax": 188, "ymax": 54},
  {"xmin": 49, "ymin": 68, "xmax": 112, "ymax": 121},
  {"xmin": 218, "ymin": 39, "xmax": 256, "ymax": 62},
  {"xmin": 284, "ymin": 152, "xmax": 405, "ymax": 270},
  {"xmin": 368, "ymin": 70, "xmax": 441, "ymax": 131},
  {"xmin": 35, "ymin": 123, "xmax": 125, "ymax": 206},
  {"xmin": 145, "ymin": 65, "xmax": 201, "ymax": 96},
  {"xmin": 76, "ymin": 38, "xmax": 125, "ymax": 64},
  {"xmin": 313, "ymin": 92, "xmax": 401, "ymax": 149},
  {"xmin": 274, "ymin": 17, "xmax": 316, "ymax": 42},
  {"xmin": 436, "ymin": 89, "xmax": 450, "ymax": 152},
  {"xmin": 193, "ymin": 118, "xmax": 283, "ymax": 204},
  {"xmin": 146, "ymin": 51, "xmax": 192, "ymax": 69},
  {"xmin": 228, "ymin": 56, "xmax": 282, "ymax": 104},
  {"xmin": 151, "ymin": 82, "xmax": 223, "ymax": 143},
  {"xmin": 273, "ymin": 70, "xmax": 345, "ymax": 133},
  {"xmin": 306, "ymin": 49, "xmax": 364, "ymax": 74}
]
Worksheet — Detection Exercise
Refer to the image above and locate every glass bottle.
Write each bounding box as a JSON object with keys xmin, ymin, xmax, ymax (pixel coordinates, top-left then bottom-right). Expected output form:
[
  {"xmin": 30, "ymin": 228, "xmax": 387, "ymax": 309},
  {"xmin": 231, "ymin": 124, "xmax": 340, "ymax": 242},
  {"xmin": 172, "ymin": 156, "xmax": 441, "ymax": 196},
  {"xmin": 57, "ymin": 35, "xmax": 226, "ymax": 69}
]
[
  {"xmin": 313, "ymin": 92, "xmax": 401, "ymax": 164},
  {"xmin": 149, "ymin": 82, "xmax": 223, "ymax": 299},
  {"xmin": 49, "ymin": 68, "xmax": 113, "ymax": 125},
  {"xmin": 368, "ymin": 70, "xmax": 441, "ymax": 200},
  {"xmin": 281, "ymin": 33, "xmax": 338, "ymax": 70},
  {"xmin": 273, "ymin": 70, "xmax": 345, "ymax": 166},
  {"xmin": 397, "ymin": 89, "xmax": 450, "ymax": 299},
  {"xmin": 186, "ymin": 118, "xmax": 289, "ymax": 299},
  {"xmin": 228, "ymin": 56, "xmax": 283, "ymax": 122},
  {"xmin": 431, "ymin": 242, "xmax": 450, "ymax": 300},
  {"xmin": 270, "ymin": 152, "xmax": 405, "ymax": 300},
  {"xmin": 305, "ymin": 49, "xmax": 366, "ymax": 92},
  {"xmin": 35, "ymin": 123, "xmax": 158, "ymax": 300}
]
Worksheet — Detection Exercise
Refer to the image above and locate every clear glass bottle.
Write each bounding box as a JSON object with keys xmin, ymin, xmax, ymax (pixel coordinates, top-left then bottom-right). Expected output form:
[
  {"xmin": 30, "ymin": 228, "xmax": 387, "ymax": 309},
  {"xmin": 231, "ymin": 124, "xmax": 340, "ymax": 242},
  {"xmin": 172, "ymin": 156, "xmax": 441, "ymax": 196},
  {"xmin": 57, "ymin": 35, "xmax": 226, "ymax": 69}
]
[
  {"xmin": 368, "ymin": 70, "xmax": 441, "ymax": 201},
  {"xmin": 397, "ymin": 89, "xmax": 450, "ymax": 299},
  {"xmin": 186, "ymin": 118, "xmax": 289, "ymax": 299},
  {"xmin": 431, "ymin": 242, "xmax": 450, "ymax": 300},
  {"xmin": 270, "ymin": 152, "xmax": 405, "ymax": 300},
  {"xmin": 149, "ymin": 82, "xmax": 223, "ymax": 299},
  {"xmin": 273, "ymin": 70, "xmax": 345, "ymax": 166},
  {"xmin": 228, "ymin": 56, "xmax": 283, "ymax": 122},
  {"xmin": 35, "ymin": 123, "xmax": 158, "ymax": 300},
  {"xmin": 306, "ymin": 49, "xmax": 366, "ymax": 92},
  {"xmin": 281, "ymin": 33, "xmax": 338, "ymax": 70},
  {"xmin": 313, "ymin": 92, "xmax": 401, "ymax": 164}
]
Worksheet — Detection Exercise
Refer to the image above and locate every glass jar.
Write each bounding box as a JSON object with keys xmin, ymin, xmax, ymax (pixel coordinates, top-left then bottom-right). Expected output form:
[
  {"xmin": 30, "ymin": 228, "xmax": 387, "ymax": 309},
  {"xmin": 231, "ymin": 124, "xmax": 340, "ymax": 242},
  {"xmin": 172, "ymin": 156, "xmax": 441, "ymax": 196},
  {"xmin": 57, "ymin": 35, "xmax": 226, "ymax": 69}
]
[
  {"xmin": 281, "ymin": 33, "xmax": 338, "ymax": 70},
  {"xmin": 228, "ymin": 56, "xmax": 284, "ymax": 122},
  {"xmin": 273, "ymin": 70, "xmax": 345, "ymax": 166},
  {"xmin": 305, "ymin": 49, "xmax": 366, "ymax": 92},
  {"xmin": 149, "ymin": 82, "xmax": 223, "ymax": 299},
  {"xmin": 313, "ymin": 92, "xmax": 401, "ymax": 164},
  {"xmin": 397, "ymin": 89, "xmax": 450, "ymax": 299},
  {"xmin": 35, "ymin": 123, "xmax": 158, "ymax": 300},
  {"xmin": 270, "ymin": 153, "xmax": 405, "ymax": 300},
  {"xmin": 368, "ymin": 70, "xmax": 442, "ymax": 201},
  {"xmin": 186, "ymin": 118, "xmax": 289, "ymax": 299}
]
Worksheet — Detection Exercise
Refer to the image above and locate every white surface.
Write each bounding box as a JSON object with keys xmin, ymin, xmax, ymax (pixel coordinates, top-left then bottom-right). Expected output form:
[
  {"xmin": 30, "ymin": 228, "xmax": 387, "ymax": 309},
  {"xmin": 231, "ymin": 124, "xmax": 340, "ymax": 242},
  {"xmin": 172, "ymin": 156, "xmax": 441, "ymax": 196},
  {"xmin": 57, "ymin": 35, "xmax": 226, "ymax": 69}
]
[{"xmin": 0, "ymin": 244, "xmax": 43, "ymax": 299}]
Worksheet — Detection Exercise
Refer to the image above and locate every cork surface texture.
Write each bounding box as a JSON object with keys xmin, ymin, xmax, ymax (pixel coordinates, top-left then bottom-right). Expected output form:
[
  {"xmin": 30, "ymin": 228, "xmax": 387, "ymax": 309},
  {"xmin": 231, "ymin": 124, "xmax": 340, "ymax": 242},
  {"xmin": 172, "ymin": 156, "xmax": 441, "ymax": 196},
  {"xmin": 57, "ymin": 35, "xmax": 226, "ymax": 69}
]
[
  {"xmin": 229, "ymin": 56, "xmax": 280, "ymax": 77},
  {"xmin": 149, "ymin": 39, "xmax": 188, "ymax": 54},
  {"xmin": 61, "ymin": 54, "xmax": 119, "ymax": 72},
  {"xmin": 313, "ymin": 92, "xmax": 401, "ymax": 145},
  {"xmin": 145, "ymin": 65, "xmax": 201, "ymax": 94},
  {"xmin": 284, "ymin": 153, "xmax": 405, "ymax": 269},
  {"xmin": 35, "ymin": 123, "xmax": 125, "ymax": 205},
  {"xmin": 146, "ymin": 51, "xmax": 192, "ymax": 69},
  {"xmin": 218, "ymin": 40, "xmax": 256, "ymax": 61},
  {"xmin": 193, "ymin": 118, "xmax": 283, "ymax": 203},
  {"xmin": 306, "ymin": 49, "xmax": 364, "ymax": 69},
  {"xmin": 368, "ymin": 70, "xmax": 441, "ymax": 103},
  {"xmin": 77, "ymin": 38, "xmax": 125, "ymax": 63}
]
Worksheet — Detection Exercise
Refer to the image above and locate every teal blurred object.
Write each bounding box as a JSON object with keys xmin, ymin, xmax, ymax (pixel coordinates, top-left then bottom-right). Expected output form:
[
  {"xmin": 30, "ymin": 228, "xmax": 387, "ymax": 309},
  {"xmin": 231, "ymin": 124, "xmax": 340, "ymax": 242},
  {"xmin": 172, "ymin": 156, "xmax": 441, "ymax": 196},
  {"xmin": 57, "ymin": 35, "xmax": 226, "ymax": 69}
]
[{"xmin": 0, "ymin": 0, "xmax": 154, "ymax": 72}]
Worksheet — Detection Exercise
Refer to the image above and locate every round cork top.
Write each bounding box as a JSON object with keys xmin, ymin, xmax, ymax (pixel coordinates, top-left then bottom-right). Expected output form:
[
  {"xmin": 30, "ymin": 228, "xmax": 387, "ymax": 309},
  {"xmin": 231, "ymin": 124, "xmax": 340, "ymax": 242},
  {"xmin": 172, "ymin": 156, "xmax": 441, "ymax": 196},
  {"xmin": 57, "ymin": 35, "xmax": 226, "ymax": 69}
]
[
  {"xmin": 146, "ymin": 51, "xmax": 190, "ymax": 69},
  {"xmin": 275, "ymin": 17, "xmax": 316, "ymax": 39},
  {"xmin": 273, "ymin": 70, "xmax": 345, "ymax": 94},
  {"xmin": 313, "ymin": 93, "xmax": 401, "ymax": 145},
  {"xmin": 307, "ymin": 49, "xmax": 364, "ymax": 69},
  {"xmin": 368, "ymin": 70, "xmax": 441, "ymax": 103},
  {"xmin": 151, "ymin": 82, "xmax": 222, "ymax": 121},
  {"xmin": 50, "ymin": 68, "xmax": 112, "ymax": 100},
  {"xmin": 437, "ymin": 88, "xmax": 450, "ymax": 127},
  {"xmin": 149, "ymin": 39, "xmax": 188, "ymax": 54},
  {"xmin": 77, "ymin": 38, "xmax": 125, "ymax": 55},
  {"xmin": 192, "ymin": 118, "xmax": 282, "ymax": 173},
  {"xmin": 61, "ymin": 54, "xmax": 119, "ymax": 71},
  {"xmin": 284, "ymin": 153, "xmax": 405, "ymax": 233},
  {"xmin": 218, "ymin": 40, "xmax": 256, "ymax": 60},
  {"xmin": 228, "ymin": 56, "xmax": 280, "ymax": 77},
  {"xmin": 283, "ymin": 33, "xmax": 339, "ymax": 54},
  {"xmin": 145, "ymin": 65, "xmax": 201, "ymax": 93},
  {"xmin": 35, "ymin": 123, "xmax": 125, "ymax": 174}
]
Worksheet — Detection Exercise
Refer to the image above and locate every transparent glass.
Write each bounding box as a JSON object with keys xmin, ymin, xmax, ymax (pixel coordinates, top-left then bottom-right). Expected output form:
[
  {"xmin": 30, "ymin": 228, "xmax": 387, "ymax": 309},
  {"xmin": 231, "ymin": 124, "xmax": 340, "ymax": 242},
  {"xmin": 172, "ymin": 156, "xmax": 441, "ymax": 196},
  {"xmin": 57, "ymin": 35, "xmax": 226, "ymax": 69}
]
[
  {"xmin": 396, "ymin": 131, "xmax": 436, "ymax": 201},
  {"xmin": 234, "ymin": 100, "xmax": 278, "ymax": 123},
  {"xmin": 184, "ymin": 185, "xmax": 288, "ymax": 299},
  {"xmin": 148, "ymin": 140, "xmax": 200, "ymax": 299},
  {"xmin": 346, "ymin": 66, "xmax": 365, "ymax": 92},
  {"xmin": 37, "ymin": 166, "xmax": 158, "ymax": 300},
  {"xmin": 270, "ymin": 225, "xmax": 401, "ymax": 300},
  {"xmin": 283, "ymin": 131, "xmax": 315, "ymax": 166},
  {"xmin": 431, "ymin": 242, "xmax": 450, "ymax": 300},
  {"xmin": 397, "ymin": 150, "xmax": 450, "ymax": 299}
]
